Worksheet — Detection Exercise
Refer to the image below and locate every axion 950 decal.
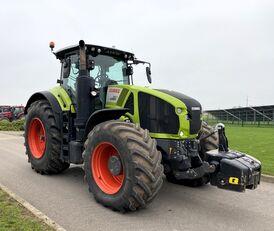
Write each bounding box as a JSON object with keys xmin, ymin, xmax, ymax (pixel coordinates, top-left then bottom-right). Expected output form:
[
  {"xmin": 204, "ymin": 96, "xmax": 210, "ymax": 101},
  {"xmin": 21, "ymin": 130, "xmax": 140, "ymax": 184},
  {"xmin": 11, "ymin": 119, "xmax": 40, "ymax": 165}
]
[{"xmin": 106, "ymin": 87, "xmax": 122, "ymax": 103}]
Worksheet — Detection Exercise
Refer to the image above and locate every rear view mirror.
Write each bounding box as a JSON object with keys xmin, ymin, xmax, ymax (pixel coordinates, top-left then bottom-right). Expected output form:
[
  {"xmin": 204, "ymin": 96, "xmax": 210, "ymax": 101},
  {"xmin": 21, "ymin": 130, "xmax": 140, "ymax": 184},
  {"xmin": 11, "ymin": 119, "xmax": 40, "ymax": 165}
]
[
  {"xmin": 126, "ymin": 66, "xmax": 133, "ymax": 76},
  {"xmin": 146, "ymin": 66, "xmax": 152, "ymax": 84}
]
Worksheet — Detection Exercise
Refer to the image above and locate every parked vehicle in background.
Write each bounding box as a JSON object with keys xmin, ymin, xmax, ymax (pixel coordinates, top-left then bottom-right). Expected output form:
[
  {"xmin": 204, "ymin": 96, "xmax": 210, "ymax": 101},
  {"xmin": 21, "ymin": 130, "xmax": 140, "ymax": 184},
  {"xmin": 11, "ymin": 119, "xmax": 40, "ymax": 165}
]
[
  {"xmin": 0, "ymin": 105, "xmax": 25, "ymax": 122},
  {"xmin": 0, "ymin": 106, "xmax": 12, "ymax": 122},
  {"xmin": 12, "ymin": 106, "xmax": 25, "ymax": 120}
]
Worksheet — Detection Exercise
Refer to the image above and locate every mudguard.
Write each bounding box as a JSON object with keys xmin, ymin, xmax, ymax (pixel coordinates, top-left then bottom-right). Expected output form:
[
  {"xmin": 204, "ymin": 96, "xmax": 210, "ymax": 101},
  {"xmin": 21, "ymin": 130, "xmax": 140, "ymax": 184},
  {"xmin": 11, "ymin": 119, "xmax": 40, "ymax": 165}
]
[
  {"xmin": 84, "ymin": 108, "xmax": 129, "ymax": 140},
  {"xmin": 24, "ymin": 91, "xmax": 62, "ymax": 129}
]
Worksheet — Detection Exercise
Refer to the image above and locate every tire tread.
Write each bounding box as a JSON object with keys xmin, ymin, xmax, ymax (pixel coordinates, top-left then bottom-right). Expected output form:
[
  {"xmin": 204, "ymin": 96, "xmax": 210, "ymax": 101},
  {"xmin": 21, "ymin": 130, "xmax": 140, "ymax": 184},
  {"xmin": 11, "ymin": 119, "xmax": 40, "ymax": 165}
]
[
  {"xmin": 24, "ymin": 100, "xmax": 69, "ymax": 174},
  {"xmin": 83, "ymin": 120, "xmax": 163, "ymax": 211}
]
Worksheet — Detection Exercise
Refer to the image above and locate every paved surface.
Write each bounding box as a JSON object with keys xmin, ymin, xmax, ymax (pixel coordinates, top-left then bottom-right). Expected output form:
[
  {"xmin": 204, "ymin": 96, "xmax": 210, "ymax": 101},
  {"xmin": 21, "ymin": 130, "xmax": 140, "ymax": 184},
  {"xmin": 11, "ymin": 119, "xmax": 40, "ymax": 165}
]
[{"xmin": 0, "ymin": 132, "xmax": 274, "ymax": 231}]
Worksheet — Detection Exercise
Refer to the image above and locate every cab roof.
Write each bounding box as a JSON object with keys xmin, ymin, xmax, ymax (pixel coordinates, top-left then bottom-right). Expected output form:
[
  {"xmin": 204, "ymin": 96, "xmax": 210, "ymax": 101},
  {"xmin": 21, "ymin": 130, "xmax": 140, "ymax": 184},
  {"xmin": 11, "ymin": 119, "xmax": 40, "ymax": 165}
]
[{"xmin": 55, "ymin": 44, "xmax": 135, "ymax": 61}]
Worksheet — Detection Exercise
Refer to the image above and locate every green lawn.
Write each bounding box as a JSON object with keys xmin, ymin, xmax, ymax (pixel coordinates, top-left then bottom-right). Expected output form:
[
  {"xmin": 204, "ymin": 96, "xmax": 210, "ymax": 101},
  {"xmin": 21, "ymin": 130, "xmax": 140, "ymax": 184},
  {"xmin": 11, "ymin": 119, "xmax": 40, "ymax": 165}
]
[
  {"xmin": 224, "ymin": 125, "xmax": 274, "ymax": 176},
  {"xmin": 0, "ymin": 120, "xmax": 24, "ymax": 131},
  {"xmin": 0, "ymin": 189, "xmax": 53, "ymax": 231}
]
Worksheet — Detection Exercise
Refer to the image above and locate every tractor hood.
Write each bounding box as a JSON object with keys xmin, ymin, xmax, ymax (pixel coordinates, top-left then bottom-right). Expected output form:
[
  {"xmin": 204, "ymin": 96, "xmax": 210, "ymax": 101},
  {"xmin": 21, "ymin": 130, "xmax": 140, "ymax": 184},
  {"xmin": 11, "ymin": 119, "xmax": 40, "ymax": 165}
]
[
  {"xmin": 156, "ymin": 89, "xmax": 202, "ymax": 112},
  {"xmin": 105, "ymin": 85, "xmax": 202, "ymax": 139},
  {"xmin": 156, "ymin": 89, "xmax": 202, "ymax": 135}
]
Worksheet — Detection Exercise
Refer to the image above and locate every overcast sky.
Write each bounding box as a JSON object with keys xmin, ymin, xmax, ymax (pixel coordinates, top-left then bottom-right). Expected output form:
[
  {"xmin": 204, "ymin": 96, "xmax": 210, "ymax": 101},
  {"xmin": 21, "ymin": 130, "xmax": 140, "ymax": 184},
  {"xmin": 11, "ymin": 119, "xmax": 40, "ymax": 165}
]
[{"xmin": 0, "ymin": 0, "xmax": 273, "ymax": 110}]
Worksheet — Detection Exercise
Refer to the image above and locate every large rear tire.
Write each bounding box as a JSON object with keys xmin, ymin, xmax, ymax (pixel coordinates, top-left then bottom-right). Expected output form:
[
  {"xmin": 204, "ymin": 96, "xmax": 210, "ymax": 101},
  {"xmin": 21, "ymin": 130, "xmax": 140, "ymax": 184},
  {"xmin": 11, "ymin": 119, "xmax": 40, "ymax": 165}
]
[
  {"xmin": 24, "ymin": 100, "xmax": 70, "ymax": 174},
  {"xmin": 165, "ymin": 121, "xmax": 218, "ymax": 187},
  {"xmin": 198, "ymin": 121, "xmax": 219, "ymax": 159},
  {"xmin": 83, "ymin": 121, "xmax": 163, "ymax": 212}
]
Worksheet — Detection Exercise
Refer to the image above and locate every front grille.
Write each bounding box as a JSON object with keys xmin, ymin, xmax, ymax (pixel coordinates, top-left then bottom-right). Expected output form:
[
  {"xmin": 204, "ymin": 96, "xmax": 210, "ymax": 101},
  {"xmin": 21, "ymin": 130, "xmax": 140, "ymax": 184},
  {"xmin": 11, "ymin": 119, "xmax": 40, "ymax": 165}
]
[
  {"xmin": 157, "ymin": 89, "xmax": 202, "ymax": 135},
  {"xmin": 189, "ymin": 110, "xmax": 201, "ymax": 134},
  {"xmin": 138, "ymin": 92, "xmax": 179, "ymax": 134}
]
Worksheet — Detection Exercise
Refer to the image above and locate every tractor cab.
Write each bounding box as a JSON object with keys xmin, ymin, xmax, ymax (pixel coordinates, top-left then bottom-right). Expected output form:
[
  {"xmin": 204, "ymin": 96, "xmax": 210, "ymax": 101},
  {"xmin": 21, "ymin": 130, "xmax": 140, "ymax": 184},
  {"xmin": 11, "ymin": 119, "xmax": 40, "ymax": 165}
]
[{"xmin": 53, "ymin": 42, "xmax": 151, "ymax": 108}]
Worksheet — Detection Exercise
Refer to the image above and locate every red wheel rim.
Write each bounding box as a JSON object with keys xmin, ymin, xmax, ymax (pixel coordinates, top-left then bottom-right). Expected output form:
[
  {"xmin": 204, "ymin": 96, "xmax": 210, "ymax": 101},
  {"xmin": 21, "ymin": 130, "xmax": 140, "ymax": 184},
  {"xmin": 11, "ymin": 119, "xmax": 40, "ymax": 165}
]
[
  {"xmin": 28, "ymin": 118, "xmax": 46, "ymax": 159},
  {"xmin": 92, "ymin": 142, "xmax": 124, "ymax": 194}
]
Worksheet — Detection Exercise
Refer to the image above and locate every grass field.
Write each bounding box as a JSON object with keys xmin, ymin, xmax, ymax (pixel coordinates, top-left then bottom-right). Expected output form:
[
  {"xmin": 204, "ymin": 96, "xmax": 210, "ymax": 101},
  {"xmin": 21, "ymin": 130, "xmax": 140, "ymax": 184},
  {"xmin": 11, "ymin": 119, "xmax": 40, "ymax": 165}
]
[
  {"xmin": 0, "ymin": 120, "xmax": 24, "ymax": 131},
  {"xmin": 0, "ymin": 189, "xmax": 53, "ymax": 231},
  {"xmin": 224, "ymin": 125, "xmax": 274, "ymax": 175}
]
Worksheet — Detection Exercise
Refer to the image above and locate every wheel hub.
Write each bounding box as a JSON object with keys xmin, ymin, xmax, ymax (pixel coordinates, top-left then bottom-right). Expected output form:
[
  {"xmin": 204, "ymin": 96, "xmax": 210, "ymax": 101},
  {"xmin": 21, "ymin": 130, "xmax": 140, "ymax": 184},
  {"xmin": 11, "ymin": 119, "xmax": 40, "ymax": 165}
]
[
  {"xmin": 28, "ymin": 117, "xmax": 46, "ymax": 159},
  {"xmin": 91, "ymin": 142, "xmax": 124, "ymax": 194},
  {"xmin": 108, "ymin": 156, "xmax": 122, "ymax": 176}
]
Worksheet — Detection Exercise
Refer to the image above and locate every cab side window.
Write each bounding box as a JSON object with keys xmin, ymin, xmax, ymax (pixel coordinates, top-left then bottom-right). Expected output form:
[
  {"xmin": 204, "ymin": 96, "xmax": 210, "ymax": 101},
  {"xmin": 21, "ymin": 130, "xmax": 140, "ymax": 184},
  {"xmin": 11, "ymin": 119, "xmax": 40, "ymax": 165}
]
[{"xmin": 62, "ymin": 54, "xmax": 79, "ymax": 101}]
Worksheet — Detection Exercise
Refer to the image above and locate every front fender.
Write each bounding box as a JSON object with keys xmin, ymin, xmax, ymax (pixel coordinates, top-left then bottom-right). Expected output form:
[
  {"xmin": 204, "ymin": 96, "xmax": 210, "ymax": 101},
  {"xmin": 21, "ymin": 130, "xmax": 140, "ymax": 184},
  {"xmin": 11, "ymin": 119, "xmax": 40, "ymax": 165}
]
[
  {"xmin": 84, "ymin": 108, "xmax": 129, "ymax": 141},
  {"xmin": 24, "ymin": 91, "xmax": 62, "ymax": 129}
]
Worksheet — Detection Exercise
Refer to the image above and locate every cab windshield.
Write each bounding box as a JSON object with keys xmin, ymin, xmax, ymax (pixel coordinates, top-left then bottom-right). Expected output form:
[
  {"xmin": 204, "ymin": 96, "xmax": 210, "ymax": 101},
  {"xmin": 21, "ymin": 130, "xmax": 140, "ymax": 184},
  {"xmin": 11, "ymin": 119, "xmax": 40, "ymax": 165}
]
[
  {"xmin": 89, "ymin": 54, "xmax": 128, "ymax": 88},
  {"xmin": 62, "ymin": 53, "xmax": 129, "ymax": 101}
]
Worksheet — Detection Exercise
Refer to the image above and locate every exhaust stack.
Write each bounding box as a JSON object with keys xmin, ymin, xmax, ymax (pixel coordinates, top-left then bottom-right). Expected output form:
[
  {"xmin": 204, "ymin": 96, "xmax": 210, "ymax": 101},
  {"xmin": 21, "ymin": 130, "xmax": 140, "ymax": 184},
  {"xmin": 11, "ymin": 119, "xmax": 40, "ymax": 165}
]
[{"xmin": 75, "ymin": 40, "xmax": 94, "ymax": 140}]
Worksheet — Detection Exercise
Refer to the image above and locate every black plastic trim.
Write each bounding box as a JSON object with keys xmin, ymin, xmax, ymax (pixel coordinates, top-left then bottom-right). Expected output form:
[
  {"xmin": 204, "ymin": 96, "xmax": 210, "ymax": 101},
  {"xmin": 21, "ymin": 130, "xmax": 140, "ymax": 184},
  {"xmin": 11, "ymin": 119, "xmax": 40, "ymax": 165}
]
[
  {"xmin": 138, "ymin": 92, "xmax": 179, "ymax": 134},
  {"xmin": 84, "ymin": 108, "xmax": 130, "ymax": 141},
  {"xmin": 124, "ymin": 93, "xmax": 134, "ymax": 115},
  {"xmin": 157, "ymin": 89, "xmax": 202, "ymax": 134}
]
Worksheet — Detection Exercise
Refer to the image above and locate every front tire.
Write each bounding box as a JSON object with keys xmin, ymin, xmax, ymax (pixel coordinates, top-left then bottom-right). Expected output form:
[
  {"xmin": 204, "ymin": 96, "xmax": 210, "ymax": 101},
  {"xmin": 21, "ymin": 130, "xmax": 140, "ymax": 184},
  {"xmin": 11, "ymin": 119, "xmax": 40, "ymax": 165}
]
[
  {"xmin": 24, "ymin": 100, "xmax": 69, "ymax": 174},
  {"xmin": 83, "ymin": 121, "xmax": 163, "ymax": 212}
]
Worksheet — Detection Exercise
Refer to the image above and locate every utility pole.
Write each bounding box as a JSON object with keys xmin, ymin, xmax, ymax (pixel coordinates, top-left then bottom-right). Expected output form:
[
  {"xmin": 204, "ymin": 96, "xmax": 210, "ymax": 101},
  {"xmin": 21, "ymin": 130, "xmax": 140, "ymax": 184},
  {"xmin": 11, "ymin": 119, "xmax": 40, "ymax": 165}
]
[{"xmin": 246, "ymin": 96, "xmax": 249, "ymax": 107}]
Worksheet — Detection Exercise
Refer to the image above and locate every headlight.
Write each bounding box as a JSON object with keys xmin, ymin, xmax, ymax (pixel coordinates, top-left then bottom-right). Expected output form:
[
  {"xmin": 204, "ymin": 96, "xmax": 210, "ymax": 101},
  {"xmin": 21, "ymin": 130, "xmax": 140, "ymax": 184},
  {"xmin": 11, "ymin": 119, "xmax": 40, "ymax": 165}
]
[{"xmin": 176, "ymin": 107, "xmax": 183, "ymax": 114}]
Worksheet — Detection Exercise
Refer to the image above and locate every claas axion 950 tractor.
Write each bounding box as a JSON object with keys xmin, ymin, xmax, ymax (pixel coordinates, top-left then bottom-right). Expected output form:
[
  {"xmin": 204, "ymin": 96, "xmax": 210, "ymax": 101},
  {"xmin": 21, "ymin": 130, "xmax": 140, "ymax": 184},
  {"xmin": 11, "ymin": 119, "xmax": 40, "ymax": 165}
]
[{"xmin": 24, "ymin": 40, "xmax": 261, "ymax": 212}]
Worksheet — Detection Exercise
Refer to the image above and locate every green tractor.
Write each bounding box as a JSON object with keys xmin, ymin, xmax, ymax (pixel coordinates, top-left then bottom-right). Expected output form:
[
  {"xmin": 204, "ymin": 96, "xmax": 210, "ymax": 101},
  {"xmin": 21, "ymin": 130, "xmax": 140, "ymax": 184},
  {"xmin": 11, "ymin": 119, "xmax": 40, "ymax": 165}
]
[{"xmin": 24, "ymin": 40, "xmax": 261, "ymax": 212}]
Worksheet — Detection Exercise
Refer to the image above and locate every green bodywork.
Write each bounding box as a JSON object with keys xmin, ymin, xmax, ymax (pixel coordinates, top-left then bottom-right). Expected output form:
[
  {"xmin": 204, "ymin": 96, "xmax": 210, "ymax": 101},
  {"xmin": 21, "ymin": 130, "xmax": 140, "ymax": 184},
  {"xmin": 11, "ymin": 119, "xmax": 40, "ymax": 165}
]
[
  {"xmin": 49, "ymin": 87, "xmax": 76, "ymax": 113},
  {"xmin": 48, "ymin": 85, "xmax": 198, "ymax": 140},
  {"xmin": 105, "ymin": 85, "xmax": 197, "ymax": 140}
]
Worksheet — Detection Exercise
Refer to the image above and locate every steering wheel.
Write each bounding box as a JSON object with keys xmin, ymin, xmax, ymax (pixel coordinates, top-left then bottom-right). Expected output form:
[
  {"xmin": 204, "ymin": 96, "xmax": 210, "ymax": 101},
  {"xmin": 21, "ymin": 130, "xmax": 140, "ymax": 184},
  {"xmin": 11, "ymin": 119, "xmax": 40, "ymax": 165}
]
[{"xmin": 94, "ymin": 75, "xmax": 109, "ymax": 88}]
